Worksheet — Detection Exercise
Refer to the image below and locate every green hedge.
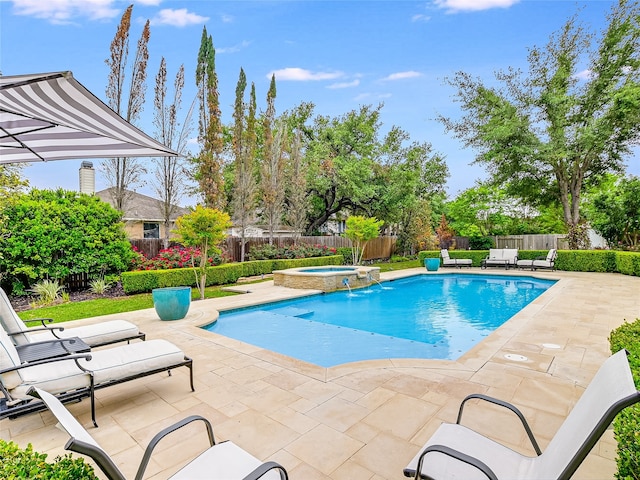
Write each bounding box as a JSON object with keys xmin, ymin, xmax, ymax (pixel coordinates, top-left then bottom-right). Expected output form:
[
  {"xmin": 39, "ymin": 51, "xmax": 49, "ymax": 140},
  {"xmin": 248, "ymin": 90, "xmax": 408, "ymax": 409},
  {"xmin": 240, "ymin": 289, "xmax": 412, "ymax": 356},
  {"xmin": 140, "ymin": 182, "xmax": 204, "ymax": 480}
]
[
  {"xmin": 609, "ymin": 319, "xmax": 640, "ymax": 480},
  {"xmin": 418, "ymin": 250, "xmax": 486, "ymax": 267},
  {"xmin": 121, "ymin": 255, "xmax": 343, "ymax": 294},
  {"xmin": 417, "ymin": 250, "xmax": 640, "ymax": 276},
  {"xmin": 0, "ymin": 439, "xmax": 97, "ymax": 479}
]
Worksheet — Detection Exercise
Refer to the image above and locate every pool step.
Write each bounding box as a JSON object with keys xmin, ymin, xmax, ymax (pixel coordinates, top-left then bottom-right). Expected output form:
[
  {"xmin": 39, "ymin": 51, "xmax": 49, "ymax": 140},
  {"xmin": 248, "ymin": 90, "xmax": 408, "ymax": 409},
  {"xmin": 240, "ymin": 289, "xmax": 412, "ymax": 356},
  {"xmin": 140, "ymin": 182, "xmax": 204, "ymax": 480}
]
[{"xmin": 267, "ymin": 306, "xmax": 313, "ymax": 318}]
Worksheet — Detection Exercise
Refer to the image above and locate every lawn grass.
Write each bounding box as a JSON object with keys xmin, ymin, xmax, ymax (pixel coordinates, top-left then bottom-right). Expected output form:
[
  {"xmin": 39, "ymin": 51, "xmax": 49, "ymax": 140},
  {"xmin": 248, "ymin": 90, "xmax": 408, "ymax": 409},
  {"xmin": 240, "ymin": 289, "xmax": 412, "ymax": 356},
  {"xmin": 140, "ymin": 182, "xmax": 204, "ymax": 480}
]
[
  {"xmin": 18, "ymin": 286, "xmax": 238, "ymax": 324},
  {"xmin": 374, "ymin": 259, "xmax": 422, "ymax": 272}
]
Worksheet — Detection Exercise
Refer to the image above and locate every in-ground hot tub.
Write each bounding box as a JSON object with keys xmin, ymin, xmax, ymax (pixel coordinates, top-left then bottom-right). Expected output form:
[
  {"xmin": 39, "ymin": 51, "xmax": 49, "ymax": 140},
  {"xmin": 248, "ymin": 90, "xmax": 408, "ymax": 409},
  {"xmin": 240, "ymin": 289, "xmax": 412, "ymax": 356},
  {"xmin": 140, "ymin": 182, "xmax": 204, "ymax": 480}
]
[{"xmin": 273, "ymin": 265, "xmax": 381, "ymax": 292}]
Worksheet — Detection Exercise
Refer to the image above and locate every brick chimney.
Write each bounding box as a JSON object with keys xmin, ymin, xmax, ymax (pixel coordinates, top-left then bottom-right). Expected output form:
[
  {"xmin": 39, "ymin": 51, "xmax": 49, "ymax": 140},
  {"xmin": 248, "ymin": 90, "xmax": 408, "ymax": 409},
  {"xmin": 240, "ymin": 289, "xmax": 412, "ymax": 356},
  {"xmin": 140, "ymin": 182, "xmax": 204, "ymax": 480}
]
[{"xmin": 79, "ymin": 161, "xmax": 95, "ymax": 194}]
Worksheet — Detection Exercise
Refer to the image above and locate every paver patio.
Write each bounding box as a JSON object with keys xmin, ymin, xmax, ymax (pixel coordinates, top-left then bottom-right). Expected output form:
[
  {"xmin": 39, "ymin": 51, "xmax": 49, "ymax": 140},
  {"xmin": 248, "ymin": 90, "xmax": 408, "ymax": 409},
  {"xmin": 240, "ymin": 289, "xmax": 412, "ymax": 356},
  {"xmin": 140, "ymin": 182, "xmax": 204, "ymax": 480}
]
[{"xmin": 2, "ymin": 268, "xmax": 639, "ymax": 479}]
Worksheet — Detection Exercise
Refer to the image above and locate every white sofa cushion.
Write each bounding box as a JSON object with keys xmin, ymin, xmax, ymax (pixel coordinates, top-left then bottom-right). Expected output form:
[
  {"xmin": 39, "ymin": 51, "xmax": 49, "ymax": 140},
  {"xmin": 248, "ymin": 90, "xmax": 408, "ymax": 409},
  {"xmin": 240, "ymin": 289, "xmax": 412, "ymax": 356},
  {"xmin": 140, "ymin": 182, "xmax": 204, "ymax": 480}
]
[{"xmin": 503, "ymin": 249, "xmax": 519, "ymax": 264}]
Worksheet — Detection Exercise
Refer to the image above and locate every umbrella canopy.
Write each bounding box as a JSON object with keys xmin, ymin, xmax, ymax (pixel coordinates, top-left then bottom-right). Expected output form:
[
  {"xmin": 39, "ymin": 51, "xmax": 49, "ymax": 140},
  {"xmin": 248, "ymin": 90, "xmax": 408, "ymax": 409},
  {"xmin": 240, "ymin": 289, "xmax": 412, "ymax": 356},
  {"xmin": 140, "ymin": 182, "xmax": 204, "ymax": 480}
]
[{"xmin": 0, "ymin": 71, "xmax": 178, "ymax": 164}]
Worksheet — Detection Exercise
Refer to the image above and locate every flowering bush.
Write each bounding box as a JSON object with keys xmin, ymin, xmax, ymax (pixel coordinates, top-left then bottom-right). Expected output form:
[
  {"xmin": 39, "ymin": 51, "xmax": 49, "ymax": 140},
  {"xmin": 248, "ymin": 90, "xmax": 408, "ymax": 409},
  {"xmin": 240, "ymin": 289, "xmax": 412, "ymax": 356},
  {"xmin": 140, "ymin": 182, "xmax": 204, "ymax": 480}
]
[
  {"xmin": 249, "ymin": 243, "xmax": 337, "ymax": 260},
  {"xmin": 131, "ymin": 246, "xmax": 225, "ymax": 271}
]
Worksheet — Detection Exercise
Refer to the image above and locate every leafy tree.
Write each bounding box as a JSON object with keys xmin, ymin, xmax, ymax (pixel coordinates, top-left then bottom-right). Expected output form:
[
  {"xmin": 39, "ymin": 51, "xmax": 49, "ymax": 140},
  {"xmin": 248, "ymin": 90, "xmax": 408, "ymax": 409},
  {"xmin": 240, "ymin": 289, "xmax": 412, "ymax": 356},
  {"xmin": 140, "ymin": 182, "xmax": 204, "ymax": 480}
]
[
  {"xmin": 0, "ymin": 189, "xmax": 132, "ymax": 294},
  {"xmin": 231, "ymin": 69, "xmax": 257, "ymax": 262},
  {"xmin": 435, "ymin": 214, "xmax": 455, "ymax": 249},
  {"xmin": 584, "ymin": 174, "xmax": 640, "ymax": 248},
  {"xmin": 304, "ymin": 104, "xmax": 382, "ymax": 233},
  {"xmin": 173, "ymin": 206, "xmax": 231, "ymax": 299},
  {"xmin": 194, "ymin": 26, "xmax": 225, "ymax": 209},
  {"xmin": 0, "ymin": 165, "xmax": 28, "ymax": 284},
  {"xmin": 103, "ymin": 4, "xmax": 150, "ymax": 211},
  {"xmin": 371, "ymin": 127, "xmax": 448, "ymax": 254},
  {"xmin": 344, "ymin": 216, "xmax": 384, "ymax": 265},
  {"xmin": 151, "ymin": 58, "xmax": 193, "ymax": 248},
  {"xmin": 439, "ymin": 0, "xmax": 640, "ymax": 249}
]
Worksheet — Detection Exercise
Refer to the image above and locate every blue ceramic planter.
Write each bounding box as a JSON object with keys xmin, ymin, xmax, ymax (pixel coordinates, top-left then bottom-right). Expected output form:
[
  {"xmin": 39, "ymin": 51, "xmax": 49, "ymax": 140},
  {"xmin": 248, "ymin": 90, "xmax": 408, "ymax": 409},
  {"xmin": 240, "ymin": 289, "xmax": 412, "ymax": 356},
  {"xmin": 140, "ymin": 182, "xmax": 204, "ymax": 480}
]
[
  {"xmin": 152, "ymin": 286, "xmax": 191, "ymax": 321},
  {"xmin": 424, "ymin": 258, "xmax": 440, "ymax": 272}
]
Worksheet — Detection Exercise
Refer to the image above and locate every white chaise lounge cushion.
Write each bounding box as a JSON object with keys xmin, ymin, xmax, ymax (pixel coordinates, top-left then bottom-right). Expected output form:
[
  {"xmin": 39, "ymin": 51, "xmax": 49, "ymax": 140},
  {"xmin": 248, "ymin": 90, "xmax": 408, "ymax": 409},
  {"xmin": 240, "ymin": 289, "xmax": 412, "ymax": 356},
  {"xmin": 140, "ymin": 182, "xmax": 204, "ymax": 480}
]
[
  {"xmin": 11, "ymin": 340, "xmax": 185, "ymax": 399},
  {"xmin": 171, "ymin": 440, "xmax": 283, "ymax": 480},
  {"xmin": 0, "ymin": 326, "xmax": 23, "ymax": 389},
  {"xmin": 405, "ymin": 422, "xmax": 537, "ymax": 479},
  {"xmin": 0, "ymin": 287, "xmax": 141, "ymax": 347},
  {"xmin": 27, "ymin": 320, "xmax": 140, "ymax": 347}
]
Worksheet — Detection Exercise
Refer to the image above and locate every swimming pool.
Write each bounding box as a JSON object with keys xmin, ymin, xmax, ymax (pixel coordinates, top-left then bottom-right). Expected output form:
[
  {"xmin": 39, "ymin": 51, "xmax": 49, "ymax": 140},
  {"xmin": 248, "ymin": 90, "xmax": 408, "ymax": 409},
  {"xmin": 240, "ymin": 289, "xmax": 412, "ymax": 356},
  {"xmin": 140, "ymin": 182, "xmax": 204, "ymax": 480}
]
[{"xmin": 204, "ymin": 274, "xmax": 556, "ymax": 367}]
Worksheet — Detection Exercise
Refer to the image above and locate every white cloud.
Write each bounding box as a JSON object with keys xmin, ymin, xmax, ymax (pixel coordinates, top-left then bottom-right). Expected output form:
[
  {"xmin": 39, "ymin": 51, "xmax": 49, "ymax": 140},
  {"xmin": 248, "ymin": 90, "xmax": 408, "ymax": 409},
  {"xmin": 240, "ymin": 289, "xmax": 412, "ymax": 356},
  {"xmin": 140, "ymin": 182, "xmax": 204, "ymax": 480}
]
[
  {"xmin": 434, "ymin": 0, "xmax": 519, "ymax": 13},
  {"xmin": 9, "ymin": 0, "xmax": 120, "ymax": 23},
  {"xmin": 327, "ymin": 79, "xmax": 360, "ymax": 89},
  {"xmin": 217, "ymin": 40, "xmax": 251, "ymax": 54},
  {"xmin": 268, "ymin": 67, "xmax": 343, "ymax": 81},
  {"xmin": 151, "ymin": 8, "xmax": 208, "ymax": 27},
  {"xmin": 573, "ymin": 69, "xmax": 594, "ymax": 81},
  {"xmin": 221, "ymin": 14, "xmax": 233, "ymax": 23},
  {"xmin": 381, "ymin": 71, "xmax": 422, "ymax": 81},
  {"xmin": 412, "ymin": 14, "xmax": 431, "ymax": 22},
  {"xmin": 135, "ymin": 0, "xmax": 161, "ymax": 5}
]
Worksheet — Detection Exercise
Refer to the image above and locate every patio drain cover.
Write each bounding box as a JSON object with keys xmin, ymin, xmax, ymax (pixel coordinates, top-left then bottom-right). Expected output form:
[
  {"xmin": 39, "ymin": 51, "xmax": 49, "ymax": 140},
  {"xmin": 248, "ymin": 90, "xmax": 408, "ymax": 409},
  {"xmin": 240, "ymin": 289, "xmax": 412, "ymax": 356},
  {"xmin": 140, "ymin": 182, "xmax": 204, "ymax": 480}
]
[{"xmin": 504, "ymin": 353, "xmax": 528, "ymax": 362}]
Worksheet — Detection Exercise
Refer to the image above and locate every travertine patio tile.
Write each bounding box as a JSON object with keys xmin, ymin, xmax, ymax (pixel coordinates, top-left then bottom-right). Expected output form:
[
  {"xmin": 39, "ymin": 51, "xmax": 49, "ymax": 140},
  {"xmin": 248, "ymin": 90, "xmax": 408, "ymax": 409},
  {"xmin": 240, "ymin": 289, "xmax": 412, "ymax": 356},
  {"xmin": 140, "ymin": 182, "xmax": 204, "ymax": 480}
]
[
  {"xmin": 215, "ymin": 409, "xmax": 299, "ymax": 459},
  {"xmin": 330, "ymin": 458, "xmax": 376, "ymax": 480},
  {"xmin": 362, "ymin": 394, "xmax": 439, "ymax": 440},
  {"xmin": 4, "ymin": 270, "xmax": 638, "ymax": 479},
  {"xmin": 271, "ymin": 406, "xmax": 319, "ymax": 434},
  {"xmin": 306, "ymin": 396, "xmax": 369, "ymax": 432},
  {"xmin": 350, "ymin": 432, "xmax": 416, "ymax": 480},
  {"xmin": 285, "ymin": 424, "xmax": 364, "ymax": 475},
  {"xmin": 240, "ymin": 384, "xmax": 302, "ymax": 414}
]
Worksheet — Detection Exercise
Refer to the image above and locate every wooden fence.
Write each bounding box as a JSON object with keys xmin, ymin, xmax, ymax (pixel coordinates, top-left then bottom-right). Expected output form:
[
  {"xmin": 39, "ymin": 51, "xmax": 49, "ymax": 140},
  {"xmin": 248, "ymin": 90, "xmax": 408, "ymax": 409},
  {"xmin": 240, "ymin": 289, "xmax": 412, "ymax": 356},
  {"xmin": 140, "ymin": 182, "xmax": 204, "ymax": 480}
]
[
  {"xmin": 130, "ymin": 236, "xmax": 397, "ymax": 263},
  {"xmin": 491, "ymin": 234, "xmax": 566, "ymax": 250},
  {"xmin": 226, "ymin": 236, "xmax": 397, "ymax": 262}
]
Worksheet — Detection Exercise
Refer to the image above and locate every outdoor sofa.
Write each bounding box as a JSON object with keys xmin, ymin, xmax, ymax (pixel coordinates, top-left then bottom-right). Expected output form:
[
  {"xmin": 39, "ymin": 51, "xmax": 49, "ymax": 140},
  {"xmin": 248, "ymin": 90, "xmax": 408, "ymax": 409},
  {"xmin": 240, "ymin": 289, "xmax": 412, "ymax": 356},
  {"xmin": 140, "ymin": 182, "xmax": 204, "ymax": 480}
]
[
  {"xmin": 0, "ymin": 287, "xmax": 145, "ymax": 348},
  {"xmin": 481, "ymin": 249, "xmax": 519, "ymax": 269}
]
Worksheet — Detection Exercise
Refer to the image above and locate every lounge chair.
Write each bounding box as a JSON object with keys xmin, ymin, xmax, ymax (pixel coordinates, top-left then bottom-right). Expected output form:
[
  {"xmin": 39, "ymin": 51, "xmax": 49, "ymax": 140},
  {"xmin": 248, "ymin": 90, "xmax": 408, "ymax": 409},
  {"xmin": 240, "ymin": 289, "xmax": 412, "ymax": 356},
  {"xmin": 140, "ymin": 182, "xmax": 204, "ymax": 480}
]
[
  {"xmin": 517, "ymin": 249, "xmax": 557, "ymax": 271},
  {"xmin": 440, "ymin": 249, "xmax": 472, "ymax": 268},
  {"xmin": 28, "ymin": 386, "xmax": 289, "ymax": 479},
  {"xmin": 0, "ymin": 287, "xmax": 145, "ymax": 348},
  {"xmin": 404, "ymin": 349, "xmax": 640, "ymax": 480},
  {"xmin": 0, "ymin": 325, "xmax": 193, "ymax": 427}
]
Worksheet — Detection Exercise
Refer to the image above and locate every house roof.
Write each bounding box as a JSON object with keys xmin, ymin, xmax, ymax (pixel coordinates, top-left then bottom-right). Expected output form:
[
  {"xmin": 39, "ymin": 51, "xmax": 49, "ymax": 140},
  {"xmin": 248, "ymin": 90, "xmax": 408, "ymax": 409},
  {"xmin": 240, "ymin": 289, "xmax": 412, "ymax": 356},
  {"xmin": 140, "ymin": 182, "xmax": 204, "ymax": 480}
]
[{"xmin": 96, "ymin": 188, "xmax": 190, "ymax": 222}]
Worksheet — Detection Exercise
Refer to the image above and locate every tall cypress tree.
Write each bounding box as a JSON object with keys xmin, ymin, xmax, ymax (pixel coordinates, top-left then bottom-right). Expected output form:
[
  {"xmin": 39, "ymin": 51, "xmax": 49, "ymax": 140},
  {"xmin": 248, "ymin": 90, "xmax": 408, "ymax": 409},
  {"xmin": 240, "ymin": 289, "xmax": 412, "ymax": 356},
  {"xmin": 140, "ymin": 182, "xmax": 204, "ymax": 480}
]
[{"xmin": 194, "ymin": 27, "xmax": 224, "ymax": 209}]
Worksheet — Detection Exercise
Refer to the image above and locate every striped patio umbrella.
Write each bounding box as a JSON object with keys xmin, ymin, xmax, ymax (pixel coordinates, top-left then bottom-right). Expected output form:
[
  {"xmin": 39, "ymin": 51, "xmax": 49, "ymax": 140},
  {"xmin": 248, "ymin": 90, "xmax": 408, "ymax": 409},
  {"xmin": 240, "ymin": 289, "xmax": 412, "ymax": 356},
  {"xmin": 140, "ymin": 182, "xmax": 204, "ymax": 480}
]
[{"xmin": 0, "ymin": 71, "xmax": 178, "ymax": 164}]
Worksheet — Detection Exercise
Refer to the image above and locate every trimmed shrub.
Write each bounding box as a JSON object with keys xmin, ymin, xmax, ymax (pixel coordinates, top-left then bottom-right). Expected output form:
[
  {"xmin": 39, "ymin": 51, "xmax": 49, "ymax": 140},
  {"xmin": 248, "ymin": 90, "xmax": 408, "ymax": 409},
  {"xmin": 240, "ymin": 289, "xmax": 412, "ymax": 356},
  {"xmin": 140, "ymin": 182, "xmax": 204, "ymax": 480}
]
[
  {"xmin": 0, "ymin": 439, "xmax": 97, "ymax": 479},
  {"xmin": 418, "ymin": 250, "xmax": 486, "ymax": 267},
  {"xmin": 616, "ymin": 252, "xmax": 640, "ymax": 277},
  {"xmin": 336, "ymin": 247, "xmax": 353, "ymax": 264},
  {"xmin": 555, "ymin": 250, "xmax": 618, "ymax": 272},
  {"xmin": 417, "ymin": 249, "xmax": 640, "ymax": 276},
  {"xmin": 121, "ymin": 255, "xmax": 344, "ymax": 294},
  {"xmin": 468, "ymin": 236, "xmax": 494, "ymax": 250},
  {"xmin": 609, "ymin": 319, "xmax": 640, "ymax": 479}
]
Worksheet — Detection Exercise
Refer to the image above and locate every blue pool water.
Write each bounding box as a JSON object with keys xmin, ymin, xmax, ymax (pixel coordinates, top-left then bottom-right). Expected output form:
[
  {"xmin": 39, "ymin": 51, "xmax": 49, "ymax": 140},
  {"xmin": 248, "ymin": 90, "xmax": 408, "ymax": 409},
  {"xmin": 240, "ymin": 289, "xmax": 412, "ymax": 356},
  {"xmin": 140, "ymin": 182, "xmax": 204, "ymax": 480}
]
[{"xmin": 204, "ymin": 274, "xmax": 555, "ymax": 367}]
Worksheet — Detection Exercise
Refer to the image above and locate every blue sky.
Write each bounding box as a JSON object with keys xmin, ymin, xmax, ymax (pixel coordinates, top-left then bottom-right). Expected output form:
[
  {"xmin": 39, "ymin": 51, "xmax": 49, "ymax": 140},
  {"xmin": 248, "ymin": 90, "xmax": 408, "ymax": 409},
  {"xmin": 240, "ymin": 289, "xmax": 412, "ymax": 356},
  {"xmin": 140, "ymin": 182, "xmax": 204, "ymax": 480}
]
[{"xmin": 1, "ymin": 0, "xmax": 638, "ymax": 205}]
